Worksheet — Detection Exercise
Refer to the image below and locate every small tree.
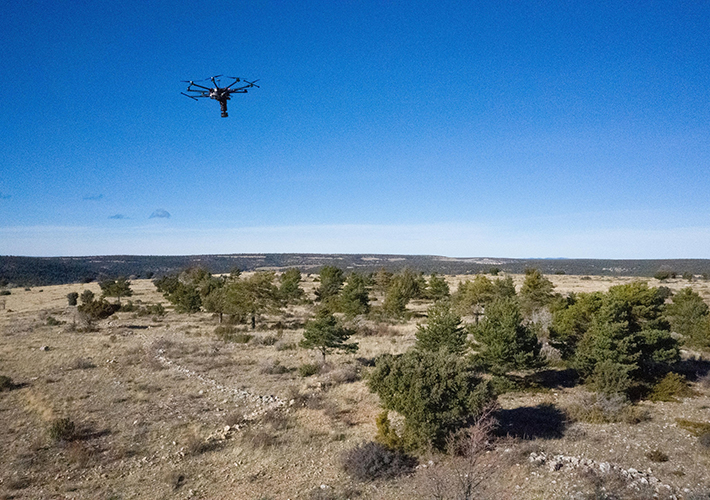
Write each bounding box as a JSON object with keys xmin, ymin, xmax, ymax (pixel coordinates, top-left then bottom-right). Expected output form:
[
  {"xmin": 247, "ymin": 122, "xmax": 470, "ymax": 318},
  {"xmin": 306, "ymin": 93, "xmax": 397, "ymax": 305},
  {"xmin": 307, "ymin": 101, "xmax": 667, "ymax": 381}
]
[
  {"xmin": 99, "ymin": 277, "xmax": 133, "ymax": 305},
  {"xmin": 80, "ymin": 289, "xmax": 95, "ymax": 305},
  {"xmin": 67, "ymin": 292, "xmax": 79, "ymax": 306},
  {"xmin": 519, "ymin": 268, "xmax": 555, "ymax": 316},
  {"xmin": 338, "ymin": 272, "xmax": 371, "ymax": 318},
  {"xmin": 666, "ymin": 287, "xmax": 710, "ymax": 348},
  {"xmin": 471, "ymin": 297, "xmax": 543, "ymax": 374},
  {"xmin": 415, "ymin": 301, "xmax": 467, "ymax": 354},
  {"xmin": 426, "ymin": 273, "xmax": 450, "ymax": 302},
  {"xmin": 279, "ymin": 268, "xmax": 305, "ymax": 304},
  {"xmin": 300, "ymin": 308, "xmax": 358, "ymax": 361},
  {"xmin": 315, "ymin": 265, "xmax": 345, "ymax": 304},
  {"xmin": 226, "ymin": 271, "xmax": 280, "ymax": 329}
]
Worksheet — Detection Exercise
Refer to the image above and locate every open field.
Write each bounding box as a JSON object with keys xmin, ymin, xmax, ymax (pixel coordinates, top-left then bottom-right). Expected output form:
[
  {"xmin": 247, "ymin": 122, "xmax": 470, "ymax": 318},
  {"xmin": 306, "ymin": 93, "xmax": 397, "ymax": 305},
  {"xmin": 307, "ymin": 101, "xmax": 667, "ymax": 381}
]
[{"xmin": 1, "ymin": 274, "xmax": 709, "ymax": 499}]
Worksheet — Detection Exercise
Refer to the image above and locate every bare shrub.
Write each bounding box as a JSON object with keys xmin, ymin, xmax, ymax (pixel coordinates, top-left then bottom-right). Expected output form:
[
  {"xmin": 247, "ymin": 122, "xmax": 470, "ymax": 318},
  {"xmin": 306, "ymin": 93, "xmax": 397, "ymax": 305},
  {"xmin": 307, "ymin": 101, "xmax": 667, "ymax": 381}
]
[
  {"xmin": 260, "ymin": 359, "xmax": 291, "ymax": 375},
  {"xmin": 71, "ymin": 357, "xmax": 96, "ymax": 370},
  {"xmin": 646, "ymin": 449, "xmax": 669, "ymax": 462},
  {"xmin": 326, "ymin": 364, "xmax": 361, "ymax": 385},
  {"xmin": 275, "ymin": 340, "xmax": 297, "ymax": 351},
  {"xmin": 225, "ymin": 410, "xmax": 245, "ymax": 427},
  {"xmin": 566, "ymin": 392, "xmax": 649, "ymax": 424},
  {"xmin": 341, "ymin": 441, "xmax": 417, "ymax": 481}
]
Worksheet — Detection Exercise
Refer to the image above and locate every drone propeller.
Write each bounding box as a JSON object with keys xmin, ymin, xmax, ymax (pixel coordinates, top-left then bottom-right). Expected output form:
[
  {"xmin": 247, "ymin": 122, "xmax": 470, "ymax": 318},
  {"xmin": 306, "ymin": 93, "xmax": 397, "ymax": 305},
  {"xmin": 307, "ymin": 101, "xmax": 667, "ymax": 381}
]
[
  {"xmin": 243, "ymin": 79, "xmax": 260, "ymax": 88},
  {"xmin": 181, "ymin": 92, "xmax": 199, "ymax": 101}
]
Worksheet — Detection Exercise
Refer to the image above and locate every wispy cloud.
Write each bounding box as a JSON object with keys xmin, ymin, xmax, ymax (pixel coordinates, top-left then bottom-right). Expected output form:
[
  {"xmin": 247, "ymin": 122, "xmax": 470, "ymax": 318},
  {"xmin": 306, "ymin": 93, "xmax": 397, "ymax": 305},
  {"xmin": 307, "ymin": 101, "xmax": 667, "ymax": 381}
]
[
  {"xmin": 149, "ymin": 209, "xmax": 171, "ymax": 219},
  {"xmin": 83, "ymin": 194, "xmax": 104, "ymax": 201},
  {"xmin": 108, "ymin": 214, "xmax": 129, "ymax": 220},
  {"xmin": 0, "ymin": 193, "xmax": 10, "ymax": 200}
]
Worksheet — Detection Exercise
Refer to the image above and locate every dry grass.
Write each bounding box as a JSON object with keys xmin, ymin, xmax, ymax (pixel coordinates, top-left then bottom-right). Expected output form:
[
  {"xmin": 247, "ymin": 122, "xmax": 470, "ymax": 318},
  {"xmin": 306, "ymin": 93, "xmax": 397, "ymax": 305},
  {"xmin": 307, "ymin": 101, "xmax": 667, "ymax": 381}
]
[{"xmin": 0, "ymin": 274, "xmax": 709, "ymax": 499}]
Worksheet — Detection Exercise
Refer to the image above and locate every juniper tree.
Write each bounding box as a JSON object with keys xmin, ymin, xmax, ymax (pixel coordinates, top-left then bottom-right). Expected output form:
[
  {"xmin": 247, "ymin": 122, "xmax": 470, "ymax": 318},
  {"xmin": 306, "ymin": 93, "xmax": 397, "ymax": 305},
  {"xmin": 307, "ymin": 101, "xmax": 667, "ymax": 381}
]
[
  {"xmin": 300, "ymin": 307, "xmax": 358, "ymax": 361},
  {"xmin": 415, "ymin": 301, "xmax": 467, "ymax": 354}
]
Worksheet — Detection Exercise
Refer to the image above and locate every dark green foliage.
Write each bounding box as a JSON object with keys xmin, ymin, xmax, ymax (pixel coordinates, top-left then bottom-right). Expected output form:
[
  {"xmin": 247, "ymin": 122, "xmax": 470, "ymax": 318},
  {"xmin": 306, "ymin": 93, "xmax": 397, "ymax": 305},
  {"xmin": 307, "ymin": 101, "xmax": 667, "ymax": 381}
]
[
  {"xmin": 338, "ymin": 272, "xmax": 370, "ymax": 318},
  {"xmin": 66, "ymin": 292, "xmax": 78, "ymax": 306},
  {"xmin": 78, "ymin": 298, "xmax": 120, "ymax": 323},
  {"xmin": 587, "ymin": 360, "xmax": 632, "ymax": 396},
  {"xmin": 80, "ymin": 289, "xmax": 95, "ymax": 305},
  {"xmin": 654, "ymin": 269, "xmax": 675, "ymax": 280},
  {"xmin": 341, "ymin": 441, "xmax": 417, "ymax": 481},
  {"xmin": 279, "ymin": 268, "xmax": 305, "ymax": 304},
  {"xmin": 99, "ymin": 277, "xmax": 133, "ymax": 303},
  {"xmin": 666, "ymin": 287, "xmax": 710, "ymax": 348},
  {"xmin": 382, "ymin": 281, "xmax": 410, "ymax": 318},
  {"xmin": 426, "ymin": 273, "xmax": 450, "ymax": 301},
  {"xmin": 367, "ymin": 350, "xmax": 494, "ymax": 450},
  {"xmin": 48, "ymin": 417, "xmax": 76, "ymax": 441},
  {"xmin": 519, "ymin": 268, "xmax": 556, "ymax": 316},
  {"xmin": 171, "ymin": 284, "xmax": 203, "ymax": 313},
  {"xmin": 550, "ymin": 292, "xmax": 604, "ymax": 359},
  {"xmin": 225, "ymin": 271, "xmax": 280, "ymax": 329},
  {"xmin": 453, "ymin": 274, "xmax": 516, "ymax": 318},
  {"xmin": 415, "ymin": 301, "xmax": 467, "ymax": 354},
  {"xmin": 0, "ymin": 290, "xmax": 10, "ymax": 296},
  {"xmin": 154, "ymin": 270, "xmax": 215, "ymax": 314},
  {"xmin": 315, "ymin": 266, "xmax": 345, "ymax": 304},
  {"xmin": 551, "ymin": 282, "xmax": 681, "ymax": 385},
  {"xmin": 372, "ymin": 268, "xmax": 394, "ymax": 295},
  {"xmin": 471, "ymin": 297, "xmax": 543, "ymax": 374},
  {"xmin": 300, "ymin": 308, "xmax": 358, "ymax": 361}
]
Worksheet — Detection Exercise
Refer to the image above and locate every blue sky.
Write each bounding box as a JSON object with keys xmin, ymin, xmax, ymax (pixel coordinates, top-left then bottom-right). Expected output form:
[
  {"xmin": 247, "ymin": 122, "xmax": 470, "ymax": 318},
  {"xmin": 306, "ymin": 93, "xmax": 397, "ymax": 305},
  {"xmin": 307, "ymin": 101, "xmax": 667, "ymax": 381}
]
[{"xmin": 1, "ymin": 1, "xmax": 709, "ymax": 258}]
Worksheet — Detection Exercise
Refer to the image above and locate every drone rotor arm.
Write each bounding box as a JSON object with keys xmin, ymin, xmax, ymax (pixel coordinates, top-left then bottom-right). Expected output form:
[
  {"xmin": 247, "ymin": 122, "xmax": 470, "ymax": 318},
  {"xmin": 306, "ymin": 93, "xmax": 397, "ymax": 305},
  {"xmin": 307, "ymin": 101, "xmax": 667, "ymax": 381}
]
[{"xmin": 181, "ymin": 92, "xmax": 199, "ymax": 101}]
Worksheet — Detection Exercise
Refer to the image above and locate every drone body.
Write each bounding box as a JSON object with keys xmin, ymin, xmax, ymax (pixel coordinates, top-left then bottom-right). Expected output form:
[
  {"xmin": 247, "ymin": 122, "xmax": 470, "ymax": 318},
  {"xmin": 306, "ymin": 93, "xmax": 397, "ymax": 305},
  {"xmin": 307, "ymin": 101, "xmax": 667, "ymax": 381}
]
[{"xmin": 181, "ymin": 76, "xmax": 259, "ymax": 117}]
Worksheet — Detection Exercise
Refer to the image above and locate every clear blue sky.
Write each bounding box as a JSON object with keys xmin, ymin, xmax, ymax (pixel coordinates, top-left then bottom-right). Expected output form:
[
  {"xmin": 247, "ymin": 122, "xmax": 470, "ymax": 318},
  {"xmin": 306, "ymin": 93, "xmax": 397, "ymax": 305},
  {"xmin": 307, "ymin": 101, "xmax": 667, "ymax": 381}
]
[{"xmin": 2, "ymin": 1, "xmax": 709, "ymax": 258}]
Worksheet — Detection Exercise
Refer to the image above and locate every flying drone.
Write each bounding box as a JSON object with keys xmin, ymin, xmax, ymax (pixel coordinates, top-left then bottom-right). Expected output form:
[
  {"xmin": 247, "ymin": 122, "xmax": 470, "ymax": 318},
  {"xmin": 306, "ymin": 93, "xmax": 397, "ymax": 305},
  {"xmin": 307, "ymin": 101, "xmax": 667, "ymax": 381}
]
[{"xmin": 181, "ymin": 75, "xmax": 259, "ymax": 117}]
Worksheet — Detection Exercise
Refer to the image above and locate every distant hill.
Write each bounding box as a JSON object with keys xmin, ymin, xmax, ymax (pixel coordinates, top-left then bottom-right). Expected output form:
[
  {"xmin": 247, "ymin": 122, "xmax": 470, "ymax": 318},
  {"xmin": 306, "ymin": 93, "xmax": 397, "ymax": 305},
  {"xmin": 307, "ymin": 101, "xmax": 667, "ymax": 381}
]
[{"xmin": 1, "ymin": 254, "xmax": 709, "ymax": 287}]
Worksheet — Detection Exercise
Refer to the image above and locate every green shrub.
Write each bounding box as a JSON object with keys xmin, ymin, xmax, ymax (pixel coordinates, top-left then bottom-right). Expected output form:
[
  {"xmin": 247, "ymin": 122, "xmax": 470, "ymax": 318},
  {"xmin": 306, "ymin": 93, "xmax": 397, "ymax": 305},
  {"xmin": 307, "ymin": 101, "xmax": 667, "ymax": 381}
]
[
  {"xmin": 471, "ymin": 297, "xmax": 543, "ymax": 373},
  {"xmin": 48, "ymin": 417, "xmax": 76, "ymax": 441},
  {"xmin": 587, "ymin": 360, "xmax": 632, "ymax": 396},
  {"xmin": 341, "ymin": 441, "xmax": 417, "ymax": 481},
  {"xmin": 650, "ymin": 373, "xmax": 695, "ymax": 402},
  {"xmin": 67, "ymin": 292, "xmax": 78, "ymax": 306},
  {"xmin": 299, "ymin": 363, "xmax": 320, "ymax": 377},
  {"xmin": 0, "ymin": 290, "xmax": 11, "ymax": 296},
  {"xmin": 415, "ymin": 300, "xmax": 467, "ymax": 354},
  {"xmin": 367, "ymin": 349, "xmax": 494, "ymax": 450}
]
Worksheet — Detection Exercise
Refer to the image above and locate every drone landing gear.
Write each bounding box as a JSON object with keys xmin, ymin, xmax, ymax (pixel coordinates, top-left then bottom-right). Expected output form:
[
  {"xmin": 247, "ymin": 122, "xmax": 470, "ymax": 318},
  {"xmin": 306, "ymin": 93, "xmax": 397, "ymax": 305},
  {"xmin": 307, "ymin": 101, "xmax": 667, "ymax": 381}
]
[{"xmin": 219, "ymin": 100, "xmax": 228, "ymax": 118}]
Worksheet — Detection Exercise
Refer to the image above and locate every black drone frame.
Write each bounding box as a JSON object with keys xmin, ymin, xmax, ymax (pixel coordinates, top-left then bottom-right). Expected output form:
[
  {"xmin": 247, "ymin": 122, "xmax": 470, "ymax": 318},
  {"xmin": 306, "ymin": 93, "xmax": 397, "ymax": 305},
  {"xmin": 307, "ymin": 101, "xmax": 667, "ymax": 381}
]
[{"xmin": 181, "ymin": 75, "xmax": 259, "ymax": 117}]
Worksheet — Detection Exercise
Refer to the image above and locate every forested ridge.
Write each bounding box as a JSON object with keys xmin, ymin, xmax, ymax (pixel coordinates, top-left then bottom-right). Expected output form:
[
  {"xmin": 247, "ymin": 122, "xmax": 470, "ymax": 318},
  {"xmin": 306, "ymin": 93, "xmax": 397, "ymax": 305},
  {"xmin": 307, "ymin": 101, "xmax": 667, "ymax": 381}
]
[{"xmin": 1, "ymin": 254, "xmax": 710, "ymax": 286}]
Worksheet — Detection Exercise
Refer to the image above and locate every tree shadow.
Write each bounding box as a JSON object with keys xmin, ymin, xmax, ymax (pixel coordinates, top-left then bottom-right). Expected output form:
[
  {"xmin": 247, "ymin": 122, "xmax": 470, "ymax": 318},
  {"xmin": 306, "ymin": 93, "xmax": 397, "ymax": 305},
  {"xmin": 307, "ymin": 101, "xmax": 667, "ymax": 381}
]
[
  {"xmin": 496, "ymin": 403, "xmax": 567, "ymax": 440},
  {"xmin": 673, "ymin": 357, "xmax": 710, "ymax": 381},
  {"xmin": 526, "ymin": 368, "xmax": 580, "ymax": 389}
]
